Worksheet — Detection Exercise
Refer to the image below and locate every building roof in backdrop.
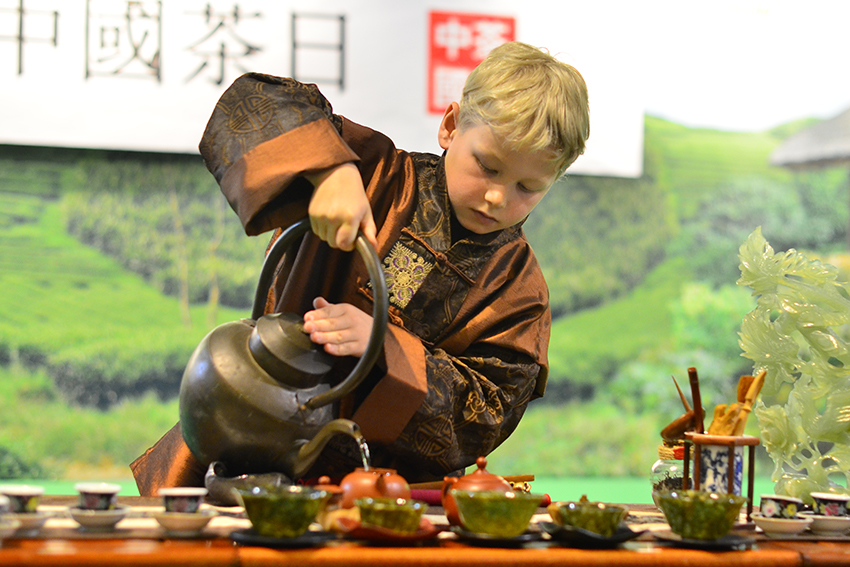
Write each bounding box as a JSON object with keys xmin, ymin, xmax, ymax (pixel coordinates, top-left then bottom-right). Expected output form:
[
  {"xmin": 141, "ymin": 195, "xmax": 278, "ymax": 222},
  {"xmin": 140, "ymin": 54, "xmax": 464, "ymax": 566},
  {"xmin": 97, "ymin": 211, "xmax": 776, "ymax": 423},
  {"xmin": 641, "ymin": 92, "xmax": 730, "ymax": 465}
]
[{"xmin": 771, "ymin": 106, "xmax": 850, "ymax": 169}]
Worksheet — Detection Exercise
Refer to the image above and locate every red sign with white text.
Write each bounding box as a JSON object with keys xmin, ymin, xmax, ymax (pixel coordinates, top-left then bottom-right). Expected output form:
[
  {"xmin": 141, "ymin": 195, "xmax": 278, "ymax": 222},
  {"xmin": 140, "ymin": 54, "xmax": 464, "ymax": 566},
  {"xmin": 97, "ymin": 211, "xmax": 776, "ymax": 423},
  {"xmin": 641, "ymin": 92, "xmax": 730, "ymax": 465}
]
[{"xmin": 427, "ymin": 11, "xmax": 516, "ymax": 114}]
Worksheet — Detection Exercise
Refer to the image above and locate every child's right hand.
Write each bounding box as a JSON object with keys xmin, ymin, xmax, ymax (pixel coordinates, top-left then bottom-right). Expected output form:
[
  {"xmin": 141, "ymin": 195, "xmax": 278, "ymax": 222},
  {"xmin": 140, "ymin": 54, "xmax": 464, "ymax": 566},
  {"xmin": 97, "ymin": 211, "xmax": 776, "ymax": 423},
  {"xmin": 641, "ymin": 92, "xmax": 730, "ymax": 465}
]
[{"xmin": 306, "ymin": 163, "xmax": 378, "ymax": 251}]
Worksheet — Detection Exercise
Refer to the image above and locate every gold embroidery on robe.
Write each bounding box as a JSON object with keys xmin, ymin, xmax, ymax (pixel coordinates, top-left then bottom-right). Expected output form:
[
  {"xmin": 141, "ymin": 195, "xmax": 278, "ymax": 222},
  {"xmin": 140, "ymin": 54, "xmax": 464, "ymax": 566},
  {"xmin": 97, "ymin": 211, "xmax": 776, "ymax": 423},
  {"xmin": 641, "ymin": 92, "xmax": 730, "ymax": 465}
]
[{"xmin": 382, "ymin": 241, "xmax": 434, "ymax": 309}]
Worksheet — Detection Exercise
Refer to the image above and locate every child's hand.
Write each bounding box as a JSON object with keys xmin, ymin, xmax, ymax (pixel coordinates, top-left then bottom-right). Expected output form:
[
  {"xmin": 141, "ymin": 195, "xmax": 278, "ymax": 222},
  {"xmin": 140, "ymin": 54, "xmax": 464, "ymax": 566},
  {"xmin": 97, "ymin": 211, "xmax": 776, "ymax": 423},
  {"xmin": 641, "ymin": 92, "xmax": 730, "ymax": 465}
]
[
  {"xmin": 302, "ymin": 297, "xmax": 374, "ymax": 358},
  {"xmin": 306, "ymin": 163, "xmax": 378, "ymax": 251}
]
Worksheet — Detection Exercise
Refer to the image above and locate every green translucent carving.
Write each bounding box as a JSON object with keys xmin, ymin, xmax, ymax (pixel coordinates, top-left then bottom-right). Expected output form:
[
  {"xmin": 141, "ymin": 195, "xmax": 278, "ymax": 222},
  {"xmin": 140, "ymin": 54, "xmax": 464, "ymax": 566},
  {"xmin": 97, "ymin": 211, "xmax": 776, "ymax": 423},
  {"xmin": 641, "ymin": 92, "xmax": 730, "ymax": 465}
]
[{"xmin": 738, "ymin": 227, "xmax": 850, "ymax": 500}]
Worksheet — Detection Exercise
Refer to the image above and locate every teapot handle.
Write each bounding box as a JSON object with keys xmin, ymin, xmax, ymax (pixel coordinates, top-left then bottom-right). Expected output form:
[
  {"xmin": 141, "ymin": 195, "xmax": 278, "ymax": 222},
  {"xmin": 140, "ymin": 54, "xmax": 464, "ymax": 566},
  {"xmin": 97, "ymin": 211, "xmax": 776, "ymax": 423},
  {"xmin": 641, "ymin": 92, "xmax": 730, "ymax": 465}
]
[
  {"xmin": 441, "ymin": 476, "xmax": 458, "ymax": 501},
  {"xmin": 250, "ymin": 218, "xmax": 388, "ymax": 411}
]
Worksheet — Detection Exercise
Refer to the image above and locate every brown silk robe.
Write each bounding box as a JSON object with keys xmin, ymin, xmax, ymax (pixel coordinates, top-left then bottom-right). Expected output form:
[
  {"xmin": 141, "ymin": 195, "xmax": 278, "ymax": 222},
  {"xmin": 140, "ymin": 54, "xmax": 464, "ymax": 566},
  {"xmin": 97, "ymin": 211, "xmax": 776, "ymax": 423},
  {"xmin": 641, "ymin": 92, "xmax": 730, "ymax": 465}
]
[{"xmin": 131, "ymin": 74, "xmax": 550, "ymax": 494}]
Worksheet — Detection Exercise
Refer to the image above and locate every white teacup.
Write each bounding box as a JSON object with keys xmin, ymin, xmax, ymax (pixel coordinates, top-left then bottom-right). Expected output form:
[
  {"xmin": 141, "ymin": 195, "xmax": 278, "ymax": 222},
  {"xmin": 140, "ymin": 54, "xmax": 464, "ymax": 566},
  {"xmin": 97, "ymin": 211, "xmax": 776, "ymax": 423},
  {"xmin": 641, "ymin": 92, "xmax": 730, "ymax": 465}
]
[
  {"xmin": 0, "ymin": 484, "xmax": 44, "ymax": 513},
  {"xmin": 158, "ymin": 487, "xmax": 208, "ymax": 513},
  {"xmin": 810, "ymin": 492, "xmax": 850, "ymax": 517},
  {"xmin": 759, "ymin": 494, "xmax": 803, "ymax": 519},
  {"xmin": 75, "ymin": 483, "xmax": 121, "ymax": 511}
]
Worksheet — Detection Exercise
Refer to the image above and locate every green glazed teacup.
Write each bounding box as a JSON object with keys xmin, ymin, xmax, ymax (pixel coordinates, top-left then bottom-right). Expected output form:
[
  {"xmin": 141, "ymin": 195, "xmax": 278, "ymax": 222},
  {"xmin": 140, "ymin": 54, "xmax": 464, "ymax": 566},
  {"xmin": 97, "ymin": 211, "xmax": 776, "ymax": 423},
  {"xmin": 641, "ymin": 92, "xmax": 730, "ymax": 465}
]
[
  {"xmin": 547, "ymin": 498, "xmax": 628, "ymax": 537},
  {"xmin": 452, "ymin": 489, "xmax": 542, "ymax": 538},
  {"xmin": 655, "ymin": 489, "xmax": 747, "ymax": 540},
  {"xmin": 237, "ymin": 485, "xmax": 329, "ymax": 539},
  {"xmin": 355, "ymin": 497, "xmax": 427, "ymax": 534}
]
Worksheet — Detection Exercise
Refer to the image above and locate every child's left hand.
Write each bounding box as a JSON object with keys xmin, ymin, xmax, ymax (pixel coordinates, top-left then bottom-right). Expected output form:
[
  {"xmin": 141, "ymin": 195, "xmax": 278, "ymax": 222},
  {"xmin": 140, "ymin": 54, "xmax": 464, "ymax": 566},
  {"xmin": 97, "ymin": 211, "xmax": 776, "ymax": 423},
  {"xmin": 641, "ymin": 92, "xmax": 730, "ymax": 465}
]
[{"xmin": 302, "ymin": 297, "xmax": 374, "ymax": 357}]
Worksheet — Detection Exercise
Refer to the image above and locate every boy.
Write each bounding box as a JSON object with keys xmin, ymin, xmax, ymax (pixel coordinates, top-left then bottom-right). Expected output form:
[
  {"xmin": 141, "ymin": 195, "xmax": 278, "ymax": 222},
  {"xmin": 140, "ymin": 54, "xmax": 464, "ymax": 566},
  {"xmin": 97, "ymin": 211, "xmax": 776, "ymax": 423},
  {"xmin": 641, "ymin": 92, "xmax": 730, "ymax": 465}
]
[{"xmin": 131, "ymin": 41, "xmax": 589, "ymax": 493}]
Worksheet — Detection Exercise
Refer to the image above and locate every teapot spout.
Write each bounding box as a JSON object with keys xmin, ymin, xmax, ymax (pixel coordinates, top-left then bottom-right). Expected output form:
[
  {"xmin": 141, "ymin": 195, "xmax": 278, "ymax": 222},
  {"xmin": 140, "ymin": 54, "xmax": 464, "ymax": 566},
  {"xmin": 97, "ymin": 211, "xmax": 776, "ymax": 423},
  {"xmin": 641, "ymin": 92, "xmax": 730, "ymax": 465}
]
[{"xmin": 289, "ymin": 419, "xmax": 369, "ymax": 479}]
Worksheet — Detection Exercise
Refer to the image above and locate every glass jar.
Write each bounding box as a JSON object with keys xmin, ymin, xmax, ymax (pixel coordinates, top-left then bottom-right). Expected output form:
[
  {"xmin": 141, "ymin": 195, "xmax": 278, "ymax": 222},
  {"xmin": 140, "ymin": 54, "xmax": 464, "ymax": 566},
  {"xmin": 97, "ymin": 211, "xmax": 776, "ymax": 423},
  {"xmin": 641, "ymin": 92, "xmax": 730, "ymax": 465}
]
[{"xmin": 650, "ymin": 443, "xmax": 690, "ymax": 507}]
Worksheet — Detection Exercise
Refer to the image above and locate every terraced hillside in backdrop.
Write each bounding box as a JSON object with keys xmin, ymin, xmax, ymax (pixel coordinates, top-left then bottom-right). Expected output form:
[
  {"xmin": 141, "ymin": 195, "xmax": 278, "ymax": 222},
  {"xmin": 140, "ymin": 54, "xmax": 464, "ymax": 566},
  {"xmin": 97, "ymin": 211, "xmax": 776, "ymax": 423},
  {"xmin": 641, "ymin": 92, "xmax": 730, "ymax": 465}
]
[{"xmin": 0, "ymin": 116, "xmax": 847, "ymax": 479}]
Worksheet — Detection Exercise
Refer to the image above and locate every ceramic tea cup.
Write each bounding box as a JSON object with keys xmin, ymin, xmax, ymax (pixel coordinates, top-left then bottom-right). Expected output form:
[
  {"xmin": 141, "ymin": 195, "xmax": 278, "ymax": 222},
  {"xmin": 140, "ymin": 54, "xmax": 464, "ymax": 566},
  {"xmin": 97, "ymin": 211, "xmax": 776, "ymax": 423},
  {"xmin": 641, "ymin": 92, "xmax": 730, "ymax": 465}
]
[
  {"xmin": 355, "ymin": 497, "xmax": 428, "ymax": 534},
  {"xmin": 158, "ymin": 487, "xmax": 208, "ymax": 513},
  {"xmin": 75, "ymin": 483, "xmax": 121, "ymax": 511},
  {"xmin": 236, "ymin": 484, "xmax": 330, "ymax": 538},
  {"xmin": 0, "ymin": 484, "xmax": 44, "ymax": 513},
  {"xmin": 759, "ymin": 494, "xmax": 803, "ymax": 519},
  {"xmin": 452, "ymin": 489, "xmax": 542, "ymax": 538},
  {"xmin": 548, "ymin": 498, "xmax": 628, "ymax": 537},
  {"xmin": 810, "ymin": 492, "xmax": 850, "ymax": 517},
  {"xmin": 657, "ymin": 489, "xmax": 747, "ymax": 540}
]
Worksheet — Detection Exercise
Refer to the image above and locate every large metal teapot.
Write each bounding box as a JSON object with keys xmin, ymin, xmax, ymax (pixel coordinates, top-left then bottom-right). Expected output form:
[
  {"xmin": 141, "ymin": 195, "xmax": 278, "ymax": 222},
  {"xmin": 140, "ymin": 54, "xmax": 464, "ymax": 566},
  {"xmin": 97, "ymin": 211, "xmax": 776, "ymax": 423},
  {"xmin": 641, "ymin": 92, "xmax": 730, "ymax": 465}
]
[{"xmin": 178, "ymin": 218, "xmax": 388, "ymax": 481}]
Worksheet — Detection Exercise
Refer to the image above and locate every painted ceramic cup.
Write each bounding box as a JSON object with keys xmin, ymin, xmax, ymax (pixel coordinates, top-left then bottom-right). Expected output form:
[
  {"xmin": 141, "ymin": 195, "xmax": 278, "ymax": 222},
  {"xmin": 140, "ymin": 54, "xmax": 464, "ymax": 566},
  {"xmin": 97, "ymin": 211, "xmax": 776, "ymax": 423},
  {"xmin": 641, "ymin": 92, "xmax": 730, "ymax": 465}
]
[
  {"xmin": 698, "ymin": 445, "xmax": 743, "ymax": 495},
  {"xmin": 0, "ymin": 485, "xmax": 44, "ymax": 513},
  {"xmin": 760, "ymin": 494, "xmax": 803, "ymax": 519},
  {"xmin": 158, "ymin": 487, "xmax": 208, "ymax": 513},
  {"xmin": 75, "ymin": 483, "xmax": 121, "ymax": 511},
  {"xmin": 810, "ymin": 492, "xmax": 850, "ymax": 517}
]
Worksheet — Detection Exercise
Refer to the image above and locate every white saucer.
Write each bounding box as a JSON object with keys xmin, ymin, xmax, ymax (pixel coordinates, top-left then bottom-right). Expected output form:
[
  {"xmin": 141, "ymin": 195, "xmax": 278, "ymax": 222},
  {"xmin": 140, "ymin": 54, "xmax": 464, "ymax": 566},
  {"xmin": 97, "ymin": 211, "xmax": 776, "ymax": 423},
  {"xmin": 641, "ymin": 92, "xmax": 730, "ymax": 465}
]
[
  {"xmin": 69, "ymin": 504, "xmax": 129, "ymax": 530},
  {"xmin": 752, "ymin": 512, "xmax": 812, "ymax": 537},
  {"xmin": 802, "ymin": 512, "xmax": 850, "ymax": 536},
  {"xmin": 7, "ymin": 511, "xmax": 52, "ymax": 532},
  {"xmin": 0, "ymin": 518, "xmax": 21, "ymax": 540},
  {"xmin": 151, "ymin": 509, "xmax": 217, "ymax": 532}
]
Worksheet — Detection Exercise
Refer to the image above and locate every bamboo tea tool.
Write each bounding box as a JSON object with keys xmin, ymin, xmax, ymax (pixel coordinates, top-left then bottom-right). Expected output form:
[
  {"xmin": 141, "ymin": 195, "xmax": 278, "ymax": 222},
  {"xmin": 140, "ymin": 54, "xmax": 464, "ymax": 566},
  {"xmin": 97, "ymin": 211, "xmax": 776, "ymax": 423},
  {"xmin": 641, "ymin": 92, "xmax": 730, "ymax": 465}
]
[
  {"xmin": 688, "ymin": 367, "xmax": 705, "ymax": 434},
  {"xmin": 660, "ymin": 376, "xmax": 696, "ymax": 442},
  {"xmin": 707, "ymin": 369, "xmax": 766, "ymax": 436}
]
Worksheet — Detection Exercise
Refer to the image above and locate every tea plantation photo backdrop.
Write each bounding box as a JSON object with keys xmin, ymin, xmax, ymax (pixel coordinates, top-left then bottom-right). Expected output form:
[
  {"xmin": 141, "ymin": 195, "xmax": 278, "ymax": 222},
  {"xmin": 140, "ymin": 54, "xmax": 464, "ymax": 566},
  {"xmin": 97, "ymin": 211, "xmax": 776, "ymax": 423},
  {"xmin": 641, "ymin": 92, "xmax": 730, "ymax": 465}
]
[{"xmin": 1, "ymin": 115, "xmax": 847, "ymax": 496}]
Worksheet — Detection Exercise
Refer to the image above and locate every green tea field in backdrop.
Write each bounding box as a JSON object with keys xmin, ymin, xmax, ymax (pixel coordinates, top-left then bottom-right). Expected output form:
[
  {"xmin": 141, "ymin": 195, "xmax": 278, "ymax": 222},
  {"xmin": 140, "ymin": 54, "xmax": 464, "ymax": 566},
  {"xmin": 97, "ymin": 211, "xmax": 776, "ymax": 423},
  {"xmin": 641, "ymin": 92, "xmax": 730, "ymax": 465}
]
[{"xmin": 1, "ymin": 115, "xmax": 848, "ymax": 501}]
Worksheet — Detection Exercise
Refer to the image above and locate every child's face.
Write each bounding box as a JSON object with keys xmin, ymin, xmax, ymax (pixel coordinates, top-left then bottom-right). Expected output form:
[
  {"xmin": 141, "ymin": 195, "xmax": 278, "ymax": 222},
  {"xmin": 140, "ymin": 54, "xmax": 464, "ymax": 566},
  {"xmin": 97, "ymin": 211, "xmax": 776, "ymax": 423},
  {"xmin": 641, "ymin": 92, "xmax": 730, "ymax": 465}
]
[{"xmin": 438, "ymin": 103, "xmax": 559, "ymax": 235}]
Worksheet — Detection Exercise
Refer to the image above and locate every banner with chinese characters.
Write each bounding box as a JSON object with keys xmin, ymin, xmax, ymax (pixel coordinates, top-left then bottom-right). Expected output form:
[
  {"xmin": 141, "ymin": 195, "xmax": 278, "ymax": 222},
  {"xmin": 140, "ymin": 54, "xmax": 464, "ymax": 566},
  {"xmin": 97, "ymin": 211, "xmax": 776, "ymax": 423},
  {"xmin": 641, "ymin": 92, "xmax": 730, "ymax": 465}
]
[{"xmin": 0, "ymin": 0, "xmax": 643, "ymax": 178}]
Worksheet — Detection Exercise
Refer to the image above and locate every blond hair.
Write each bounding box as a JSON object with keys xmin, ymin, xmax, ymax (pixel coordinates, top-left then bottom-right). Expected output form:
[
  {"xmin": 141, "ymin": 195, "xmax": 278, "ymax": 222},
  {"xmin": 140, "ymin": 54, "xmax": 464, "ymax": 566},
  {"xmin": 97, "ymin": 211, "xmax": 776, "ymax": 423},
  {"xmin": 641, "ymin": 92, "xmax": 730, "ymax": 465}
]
[{"xmin": 458, "ymin": 42, "xmax": 590, "ymax": 176}]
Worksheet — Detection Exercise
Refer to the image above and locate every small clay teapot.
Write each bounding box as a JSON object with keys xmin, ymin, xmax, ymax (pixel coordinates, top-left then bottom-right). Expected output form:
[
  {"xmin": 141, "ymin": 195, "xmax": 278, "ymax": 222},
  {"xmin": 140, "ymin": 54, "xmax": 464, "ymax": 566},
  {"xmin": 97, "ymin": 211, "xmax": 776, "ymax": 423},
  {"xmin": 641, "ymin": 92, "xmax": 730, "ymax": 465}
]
[
  {"xmin": 338, "ymin": 468, "xmax": 411, "ymax": 509},
  {"xmin": 442, "ymin": 456, "xmax": 513, "ymax": 526},
  {"xmin": 313, "ymin": 475, "xmax": 346, "ymax": 509}
]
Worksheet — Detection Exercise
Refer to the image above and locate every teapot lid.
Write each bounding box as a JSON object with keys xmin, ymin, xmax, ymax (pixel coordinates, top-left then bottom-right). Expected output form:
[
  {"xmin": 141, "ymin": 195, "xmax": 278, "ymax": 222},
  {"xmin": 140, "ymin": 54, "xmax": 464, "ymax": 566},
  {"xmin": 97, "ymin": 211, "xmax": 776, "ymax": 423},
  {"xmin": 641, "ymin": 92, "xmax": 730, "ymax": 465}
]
[
  {"xmin": 313, "ymin": 475, "xmax": 344, "ymax": 495},
  {"xmin": 452, "ymin": 457, "xmax": 512, "ymax": 492},
  {"xmin": 249, "ymin": 312, "xmax": 334, "ymax": 385}
]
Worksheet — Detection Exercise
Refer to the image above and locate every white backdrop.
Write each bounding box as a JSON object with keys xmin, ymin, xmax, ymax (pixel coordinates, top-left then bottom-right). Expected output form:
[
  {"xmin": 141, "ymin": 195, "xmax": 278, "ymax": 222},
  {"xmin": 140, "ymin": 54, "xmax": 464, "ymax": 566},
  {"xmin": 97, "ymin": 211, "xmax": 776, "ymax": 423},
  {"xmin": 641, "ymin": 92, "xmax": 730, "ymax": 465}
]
[{"xmin": 0, "ymin": 0, "xmax": 643, "ymax": 177}]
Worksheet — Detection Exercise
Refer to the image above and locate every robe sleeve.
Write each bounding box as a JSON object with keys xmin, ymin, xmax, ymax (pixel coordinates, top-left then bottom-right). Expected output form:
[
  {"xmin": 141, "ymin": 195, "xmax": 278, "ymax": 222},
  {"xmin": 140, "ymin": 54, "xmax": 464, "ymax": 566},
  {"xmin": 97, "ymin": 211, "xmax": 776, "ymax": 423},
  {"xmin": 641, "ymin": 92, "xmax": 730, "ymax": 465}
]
[{"xmin": 198, "ymin": 73, "xmax": 361, "ymax": 235}]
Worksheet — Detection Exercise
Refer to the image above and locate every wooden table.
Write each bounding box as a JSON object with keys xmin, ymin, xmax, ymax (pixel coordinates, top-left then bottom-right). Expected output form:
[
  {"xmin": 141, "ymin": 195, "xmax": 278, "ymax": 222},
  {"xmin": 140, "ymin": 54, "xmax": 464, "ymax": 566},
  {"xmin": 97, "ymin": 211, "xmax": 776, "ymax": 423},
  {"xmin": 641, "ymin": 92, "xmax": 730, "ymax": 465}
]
[{"xmin": 1, "ymin": 497, "xmax": 848, "ymax": 567}]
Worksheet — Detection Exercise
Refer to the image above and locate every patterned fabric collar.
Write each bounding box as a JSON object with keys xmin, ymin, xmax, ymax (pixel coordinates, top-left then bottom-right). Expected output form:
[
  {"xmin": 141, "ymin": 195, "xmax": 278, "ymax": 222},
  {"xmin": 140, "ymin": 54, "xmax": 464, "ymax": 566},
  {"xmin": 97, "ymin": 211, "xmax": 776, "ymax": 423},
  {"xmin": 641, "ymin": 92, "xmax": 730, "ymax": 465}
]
[
  {"xmin": 377, "ymin": 152, "xmax": 526, "ymax": 343},
  {"xmin": 407, "ymin": 152, "xmax": 523, "ymax": 255}
]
